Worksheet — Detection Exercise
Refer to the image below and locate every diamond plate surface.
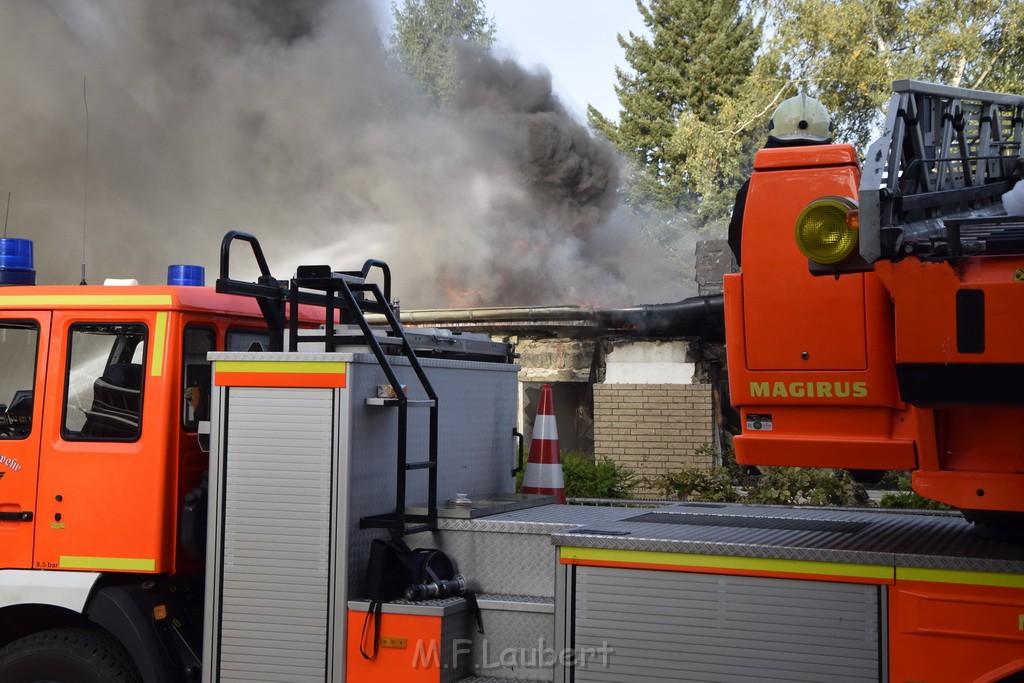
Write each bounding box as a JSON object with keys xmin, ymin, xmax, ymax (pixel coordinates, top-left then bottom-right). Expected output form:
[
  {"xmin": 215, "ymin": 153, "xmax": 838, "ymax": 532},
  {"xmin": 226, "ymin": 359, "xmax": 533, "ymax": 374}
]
[
  {"xmin": 409, "ymin": 505, "xmax": 686, "ymax": 597},
  {"xmin": 476, "ymin": 594, "xmax": 554, "ymax": 613},
  {"xmin": 457, "ymin": 678, "xmax": 547, "ymax": 683},
  {"xmin": 551, "ymin": 503, "xmax": 1024, "ymax": 574},
  {"xmin": 469, "ymin": 610, "xmax": 554, "ymax": 681},
  {"xmin": 436, "ymin": 518, "xmax": 578, "ymax": 534},
  {"xmin": 409, "ymin": 527, "xmax": 561, "ymax": 597},
  {"xmin": 629, "ymin": 511, "xmax": 872, "ymax": 534},
  {"xmin": 348, "ymin": 597, "xmax": 466, "ymax": 615},
  {"xmin": 436, "ymin": 502, "xmax": 661, "ymax": 534},
  {"xmin": 442, "ymin": 609, "xmax": 473, "ymax": 683}
]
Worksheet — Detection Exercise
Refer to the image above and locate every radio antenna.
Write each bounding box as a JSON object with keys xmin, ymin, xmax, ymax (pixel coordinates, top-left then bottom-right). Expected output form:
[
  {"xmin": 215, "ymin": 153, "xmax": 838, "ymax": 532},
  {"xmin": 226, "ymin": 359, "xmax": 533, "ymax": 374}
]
[
  {"xmin": 80, "ymin": 77, "xmax": 89, "ymax": 285},
  {"xmin": 3, "ymin": 192, "xmax": 10, "ymax": 239}
]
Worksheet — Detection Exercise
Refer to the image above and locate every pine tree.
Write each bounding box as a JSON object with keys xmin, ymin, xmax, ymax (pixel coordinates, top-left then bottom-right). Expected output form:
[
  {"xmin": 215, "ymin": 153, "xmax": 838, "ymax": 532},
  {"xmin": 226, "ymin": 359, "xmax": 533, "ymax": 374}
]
[
  {"xmin": 389, "ymin": 0, "xmax": 496, "ymax": 108},
  {"xmin": 589, "ymin": 0, "xmax": 762, "ymax": 216}
]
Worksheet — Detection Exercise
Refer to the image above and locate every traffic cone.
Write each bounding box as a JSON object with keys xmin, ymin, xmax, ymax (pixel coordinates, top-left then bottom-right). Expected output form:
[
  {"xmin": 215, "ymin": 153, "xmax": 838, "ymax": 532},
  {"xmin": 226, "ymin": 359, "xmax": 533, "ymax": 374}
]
[{"xmin": 521, "ymin": 384, "xmax": 566, "ymax": 503}]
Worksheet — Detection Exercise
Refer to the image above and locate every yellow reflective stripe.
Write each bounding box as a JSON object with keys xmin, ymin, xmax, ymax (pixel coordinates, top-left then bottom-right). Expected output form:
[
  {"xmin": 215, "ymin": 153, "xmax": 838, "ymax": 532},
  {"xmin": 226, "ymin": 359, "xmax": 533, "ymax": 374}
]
[
  {"xmin": 0, "ymin": 294, "xmax": 173, "ymax": 307},
  {"xmin": 217, "ymin": 361, "xmax": 346, "ymax": 375},
  {"xmin": 150, "ymin": 312, "xmax": 167, "ymax": 377},
  {"xmin": 59, "ymin": 556, "xmax": 156, "ymax": 571},
  {"xmin": 896, "ymin": 567, "xmax": 1024, "ymax": 589},
  {"xmin": 560, "ymin": 547, "xmax": 893, "ymax": 581},
  {"xmin": 149, "ymin": 313, "xmax": 166, "ymax": 376}
]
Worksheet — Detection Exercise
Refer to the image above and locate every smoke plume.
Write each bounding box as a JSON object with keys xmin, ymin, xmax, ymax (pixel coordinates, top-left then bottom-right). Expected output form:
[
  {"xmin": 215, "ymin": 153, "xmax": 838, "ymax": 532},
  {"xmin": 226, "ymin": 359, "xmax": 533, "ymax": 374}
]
[{"xmin": 0, "ymin": 0, "xmax": 692, "ymax": 307}]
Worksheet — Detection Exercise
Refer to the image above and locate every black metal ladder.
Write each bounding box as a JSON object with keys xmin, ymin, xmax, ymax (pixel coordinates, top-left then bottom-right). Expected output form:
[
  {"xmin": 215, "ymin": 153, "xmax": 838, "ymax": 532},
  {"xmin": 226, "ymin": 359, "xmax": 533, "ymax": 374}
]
[{"xmin": 216, "ymin": 232, "xmax": 439, "ymax": 539}]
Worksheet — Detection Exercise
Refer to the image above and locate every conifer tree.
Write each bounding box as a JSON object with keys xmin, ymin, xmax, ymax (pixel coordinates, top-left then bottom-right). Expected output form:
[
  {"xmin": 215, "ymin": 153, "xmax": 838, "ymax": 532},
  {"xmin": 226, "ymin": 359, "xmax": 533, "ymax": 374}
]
[
  {"xmin": 589, "ymin": 0, "xmax": 761, "ymax": 217},
  {"xmin": 389, "ymin": 0, "xmax": 496, "ymax": 108}
]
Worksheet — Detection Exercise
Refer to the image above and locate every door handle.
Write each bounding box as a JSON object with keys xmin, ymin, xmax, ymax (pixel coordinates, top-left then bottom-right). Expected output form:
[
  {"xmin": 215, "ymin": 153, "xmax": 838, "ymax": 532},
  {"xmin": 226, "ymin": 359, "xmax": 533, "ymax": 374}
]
[{"xmin": 0, "ymin": 511, "xmax": 32, "ymax": 521}]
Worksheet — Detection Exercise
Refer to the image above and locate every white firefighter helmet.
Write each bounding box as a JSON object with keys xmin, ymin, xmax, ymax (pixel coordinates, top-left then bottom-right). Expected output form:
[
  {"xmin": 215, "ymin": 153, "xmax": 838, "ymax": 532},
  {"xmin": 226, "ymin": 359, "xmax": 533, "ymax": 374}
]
[{"xmin": 768, "ymin": 93, "xmax": 833, "ymax": 143}]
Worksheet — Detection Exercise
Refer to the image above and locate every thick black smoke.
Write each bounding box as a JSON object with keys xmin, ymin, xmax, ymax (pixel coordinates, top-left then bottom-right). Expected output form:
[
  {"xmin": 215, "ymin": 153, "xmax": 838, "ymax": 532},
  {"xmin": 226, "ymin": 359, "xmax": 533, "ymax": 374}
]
[
  {"xmin": 0, "ymin": 0, "xmax": 691, "ymax": 306},
  {"xmin": 457, "ymin": 43, "xmax": 620, "ymax": 236}
]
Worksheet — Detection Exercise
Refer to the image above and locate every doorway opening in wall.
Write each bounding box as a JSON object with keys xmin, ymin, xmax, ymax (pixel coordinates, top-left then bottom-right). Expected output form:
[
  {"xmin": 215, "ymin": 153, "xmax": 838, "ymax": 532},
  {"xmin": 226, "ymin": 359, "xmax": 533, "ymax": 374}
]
[{"xmin": 521, "ymin": 382, "xmax": 592, "ymax": 456}]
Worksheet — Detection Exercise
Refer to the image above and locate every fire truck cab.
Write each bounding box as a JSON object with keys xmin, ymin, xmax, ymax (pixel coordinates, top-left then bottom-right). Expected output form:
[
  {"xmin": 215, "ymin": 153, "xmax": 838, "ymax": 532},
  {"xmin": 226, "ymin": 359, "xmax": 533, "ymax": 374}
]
[
  {"xmin": 0, "ymin": 285, "xmax": 270, "ymax": 571},
  {"xmin": 0, "ymin": 246, "xmax": 275, "ymax": 681}
]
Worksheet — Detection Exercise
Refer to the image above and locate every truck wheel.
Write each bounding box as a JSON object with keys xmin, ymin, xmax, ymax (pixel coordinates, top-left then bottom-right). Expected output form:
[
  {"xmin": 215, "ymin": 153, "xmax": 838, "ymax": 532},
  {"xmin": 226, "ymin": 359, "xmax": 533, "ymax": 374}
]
[{"xmin": 0, "ymin": 628, "xmax": 142, "ymax": 683}]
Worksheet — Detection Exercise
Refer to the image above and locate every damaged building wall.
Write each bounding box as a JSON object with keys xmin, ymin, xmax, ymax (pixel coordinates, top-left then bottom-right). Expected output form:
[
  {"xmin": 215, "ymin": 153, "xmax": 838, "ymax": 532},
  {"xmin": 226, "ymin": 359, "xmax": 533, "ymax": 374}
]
[
  {"xmin": 516, "ymin": 337, "xmax": 597, "ymax": 454},
  {"xmin": 695, "ymin": 239, "xmax": 734, "ymax": 296},
  {"xmin": 594, "ymin": 340, "xmax": 714, "ymax": 497},
  {"xmin": 402, "ymin": 238, "xmax": 735, "ymax": 498},
  {"xmin": 513, "ymin": 336, "xmax": 717, "ymax": 490},
  {"xmin": 590, "ymin": 240, "xmax": 734, "ymax": 496}
]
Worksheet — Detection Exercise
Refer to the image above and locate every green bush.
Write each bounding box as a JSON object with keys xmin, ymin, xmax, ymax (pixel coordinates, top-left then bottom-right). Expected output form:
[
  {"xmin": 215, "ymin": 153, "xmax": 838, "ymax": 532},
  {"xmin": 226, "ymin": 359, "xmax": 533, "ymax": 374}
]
[
  {"xmin": 745, "ymin": 467, "xmax": 858, "ymax": 506},
  {"xmin": 658, "ymin": 446, "xmax": 861, "ymax": 506},
  {"xmin": 517, "ymin": 450, "xmax": 640, "ymax": 499},
  {"xmin": 878, "ymin": 473, "xmax": 954, "ymax": 510},
  {"xmin": 563, "ymin": 451, "xmax": 640, "ymax": 499},
  {"xmin": 656, "ymin": 467, "xmax": 741, "ymax": 502}
]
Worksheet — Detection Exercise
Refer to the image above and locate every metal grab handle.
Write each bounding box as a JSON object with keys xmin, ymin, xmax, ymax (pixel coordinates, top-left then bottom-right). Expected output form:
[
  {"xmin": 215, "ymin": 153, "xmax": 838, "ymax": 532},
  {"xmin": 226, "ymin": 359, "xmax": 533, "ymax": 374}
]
[
  {"xmin": 360, "ymin": 259, "xmax": 392, "ymax": 306},
  {"xmin": 219, "ymin": 230, "xmax": 274, "ymax": 282},
  {"xmin": 511, "ymin": 427, "xmax": 524, "ymax": 476}
]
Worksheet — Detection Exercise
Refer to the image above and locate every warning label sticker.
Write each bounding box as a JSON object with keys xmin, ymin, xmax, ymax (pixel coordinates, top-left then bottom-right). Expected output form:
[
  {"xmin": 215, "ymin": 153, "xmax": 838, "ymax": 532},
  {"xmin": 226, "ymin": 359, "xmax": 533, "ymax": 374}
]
[
  {"xmin": 1015, "ymin": 268, "xmax": 1024, "ymax": 282},
  {"xmin": 746, "ymin": 414, "xmax": 773, "ymax": 431}
]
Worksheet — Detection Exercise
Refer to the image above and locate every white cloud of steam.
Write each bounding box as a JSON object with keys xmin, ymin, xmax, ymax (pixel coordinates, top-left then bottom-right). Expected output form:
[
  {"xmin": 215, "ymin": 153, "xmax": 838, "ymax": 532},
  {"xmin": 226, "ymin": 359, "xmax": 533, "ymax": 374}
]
[{"xmin": 0, "ymin": 0, "xmax": 693, "ymax": 306}]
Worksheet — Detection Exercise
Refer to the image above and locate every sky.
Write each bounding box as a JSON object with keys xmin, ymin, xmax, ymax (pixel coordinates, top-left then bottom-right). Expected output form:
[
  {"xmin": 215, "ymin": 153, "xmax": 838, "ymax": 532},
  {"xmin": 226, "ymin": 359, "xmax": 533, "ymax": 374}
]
[
  {"xmin": 484, "ymin": 0, "xmax": 647, "ymax": 122},
  {"xmin": 373, "ymin": 0, "xmax": 648, "ymax": 123}
]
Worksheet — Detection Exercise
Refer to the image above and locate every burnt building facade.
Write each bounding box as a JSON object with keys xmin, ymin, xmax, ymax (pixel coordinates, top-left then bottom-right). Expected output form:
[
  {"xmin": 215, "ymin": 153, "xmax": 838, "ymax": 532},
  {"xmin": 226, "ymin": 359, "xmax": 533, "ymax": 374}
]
[{"xmin": 398, "ymin": 240, "xmax": 733, "ymax": 496}]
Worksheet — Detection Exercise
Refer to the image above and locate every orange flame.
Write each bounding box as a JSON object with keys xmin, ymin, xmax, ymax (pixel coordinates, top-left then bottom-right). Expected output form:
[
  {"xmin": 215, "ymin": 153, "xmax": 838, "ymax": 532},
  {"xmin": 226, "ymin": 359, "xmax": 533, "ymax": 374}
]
[{"xmin": 442, "ymin": 276, "xmax": 484, "ymax": 308}]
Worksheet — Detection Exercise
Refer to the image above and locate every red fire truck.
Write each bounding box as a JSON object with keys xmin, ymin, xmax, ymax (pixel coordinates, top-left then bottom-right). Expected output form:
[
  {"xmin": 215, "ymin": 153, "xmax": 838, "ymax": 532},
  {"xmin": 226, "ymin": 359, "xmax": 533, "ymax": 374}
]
[
  {"xmin": 726, "ymin": 80, "xmax": 1024, "ymax": 533},
  {"xmin": 0, "ymin": 81, "xmax": 1021, "ymax": 683}
]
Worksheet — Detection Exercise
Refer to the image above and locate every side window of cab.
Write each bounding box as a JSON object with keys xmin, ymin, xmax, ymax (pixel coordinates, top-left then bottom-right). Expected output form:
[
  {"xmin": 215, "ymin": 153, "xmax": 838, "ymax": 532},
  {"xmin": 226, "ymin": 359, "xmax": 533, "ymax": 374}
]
[
  {"xmin": 182, "ymin": 327, "xmax": 214, "ymax": 432},
  {"xmin": 63, "ymin": 323, "xmax": 147, "ymax": 441},
  {"xmin": 0, "ymin": 321, "xmax": 39, "ymax": 440}
]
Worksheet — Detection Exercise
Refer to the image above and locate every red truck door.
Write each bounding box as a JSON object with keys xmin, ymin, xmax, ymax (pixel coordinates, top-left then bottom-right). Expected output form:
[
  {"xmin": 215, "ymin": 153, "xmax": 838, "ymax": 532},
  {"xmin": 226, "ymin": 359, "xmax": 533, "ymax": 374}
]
[
  {"xmin": 0, "ymin": 312, "xmax": 50, "ymax": 569},
  {"xmin": 33, "ymin": 311, "xmax": 177, "ymax": 574}
]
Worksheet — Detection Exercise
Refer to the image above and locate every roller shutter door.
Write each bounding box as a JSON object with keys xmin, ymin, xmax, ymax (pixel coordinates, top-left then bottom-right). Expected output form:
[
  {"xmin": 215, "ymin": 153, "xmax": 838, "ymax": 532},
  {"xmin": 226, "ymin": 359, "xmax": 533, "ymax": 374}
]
[{"xmin": 571, "ymin": 565, "xmax": 881, "ymax": 682}]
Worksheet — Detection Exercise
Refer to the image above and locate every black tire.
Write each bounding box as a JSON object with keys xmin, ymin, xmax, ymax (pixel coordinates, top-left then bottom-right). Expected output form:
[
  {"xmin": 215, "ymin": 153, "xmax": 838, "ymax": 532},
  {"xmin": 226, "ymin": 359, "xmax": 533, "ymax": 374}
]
[{"xmin": 0, "ymin": 628, "xmax": 142, "ymax": 683}]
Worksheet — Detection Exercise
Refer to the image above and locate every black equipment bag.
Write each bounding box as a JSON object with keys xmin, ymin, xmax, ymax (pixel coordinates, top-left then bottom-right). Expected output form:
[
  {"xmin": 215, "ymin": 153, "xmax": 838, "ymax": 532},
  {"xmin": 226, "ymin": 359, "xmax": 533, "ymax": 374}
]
[
  {"xmin": 362, "ymin": 539, "xmax": 418, "ymax": 602},
  {"xmin": 360, "ymin": 539, "xmax": 481, "ymax": 660},
  {"xmin": 358, "ymin": 536, "xmax": 481, "ymax": 659},
  {"xmin": 361, "ymin": 539, "xmax": 415, "ymax": 660}
]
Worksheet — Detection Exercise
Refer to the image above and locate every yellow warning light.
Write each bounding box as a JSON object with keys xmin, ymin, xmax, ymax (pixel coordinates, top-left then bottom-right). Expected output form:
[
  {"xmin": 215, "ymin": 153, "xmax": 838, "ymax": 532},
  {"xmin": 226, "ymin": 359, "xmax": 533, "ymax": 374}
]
[
  {"xmin": 795, "ymin": 196, "xmax": 859, "ymax": 265},
  {"xmin": 153, "ymin": 605, "xmax": 168, "ymax": 621}
]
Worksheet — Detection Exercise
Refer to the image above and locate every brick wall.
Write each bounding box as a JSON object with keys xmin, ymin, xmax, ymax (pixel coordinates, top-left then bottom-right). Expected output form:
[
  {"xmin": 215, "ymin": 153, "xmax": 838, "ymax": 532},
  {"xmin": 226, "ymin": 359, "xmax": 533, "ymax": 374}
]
[
  {"xmin": 695, "ymin": 238, "xmax": 736, "ymax": 295},
  {"xmin": 594, "ymin": 383, "xmax": 714, "ymax": 497}
]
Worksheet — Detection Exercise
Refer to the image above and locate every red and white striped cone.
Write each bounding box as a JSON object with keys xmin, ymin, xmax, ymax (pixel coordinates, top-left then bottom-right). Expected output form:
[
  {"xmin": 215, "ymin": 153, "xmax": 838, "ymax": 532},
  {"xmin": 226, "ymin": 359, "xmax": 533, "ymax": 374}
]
[{"xmin": 521, "ymin": 384, "xmax": 566, "ymax": 504}]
